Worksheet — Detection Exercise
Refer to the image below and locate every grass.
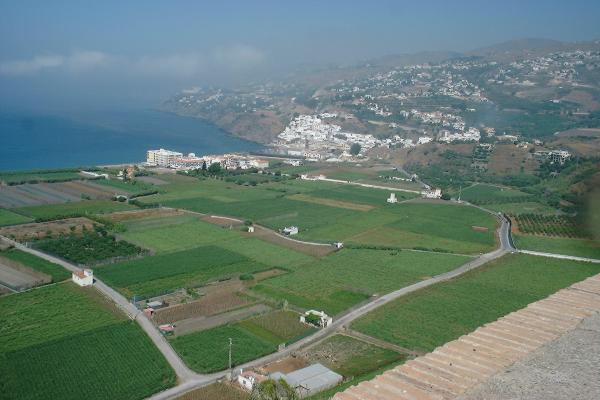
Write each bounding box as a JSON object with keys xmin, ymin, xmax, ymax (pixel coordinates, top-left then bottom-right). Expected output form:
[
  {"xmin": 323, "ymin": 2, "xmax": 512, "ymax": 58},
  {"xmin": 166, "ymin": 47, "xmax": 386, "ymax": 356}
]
[
  {"xmin": 352, "ymin": 253, "xmax": 600, "ymax": 353},
  {"xmin": 176, "ymin": 383, "xmax": 248, "ymax": 400},
  {"xmin": 94, "ymin": 178, "xmax": 155, "ymax": 195},
  {"xmin": 0, "ymin": 322, "xmax": 175, "ymax": 400},
  {"xmin": 0, "ymin": 283, "xmax": 175, "ymax": 400},
  {"xmin": 0, "ymin": 208, "xmax": 32, "ymax": 226},
  {"xmin": 483, "ymin": 201, "xmax": 557, "ymax": 215},
  {"xmin": 0, "ymin": 248, "xmax": 70, "ymax": 282},
  {"xmin": 15, "ymin": 200, "xmax": 136, "ymax": 220},
  {"xmin": 0, "ymin": 170, "xmax": 82, "ymax": 185},
  {"xmin": 252, "ymin": 249, "xmax": 470, "ymax": 315},
  {"xmin": 121, "ymin": 216, "xmax": 316, "ymax": 267},
  {"xmin": 460, "ymin": 183, "xmax": 531, "ymax": 204},
  {"xmin": 236, "ymin": 310, "xmax": 314, "ymax": 345},
  {"xmin": 514, "ymin": 234, "xmax": 600, "ymax": 259},
  {"xmin": 95, "ymin": 246, "xmax": 265, "ymax": 298},
  {"xmin": 304, "ymin": 334, "xmax": 405, "ymax": 378},
  {"xmin": 171, "ymin": 324, "xmax": 276, "ymax": 373},
  {"xmin": 136, "ymin": 178, "xmax": 497, "ymax": 255},
  {"xmin": 36, "ymin": 232, "xmax": 146, "ymax": 265}
]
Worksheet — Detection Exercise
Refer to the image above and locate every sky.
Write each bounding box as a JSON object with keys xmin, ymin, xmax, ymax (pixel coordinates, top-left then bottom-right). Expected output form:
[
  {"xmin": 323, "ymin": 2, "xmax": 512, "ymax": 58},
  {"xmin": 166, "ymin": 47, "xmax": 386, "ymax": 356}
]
[{"xmin": 1, "ymin": 0, "xmax": 600, "ymax": 112}]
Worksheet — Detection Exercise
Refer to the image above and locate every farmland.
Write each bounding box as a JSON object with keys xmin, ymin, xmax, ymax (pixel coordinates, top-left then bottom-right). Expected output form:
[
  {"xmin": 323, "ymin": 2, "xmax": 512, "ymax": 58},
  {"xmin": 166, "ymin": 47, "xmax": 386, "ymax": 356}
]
[
  {"xmin": 136, "ymin": 177, "xmax": 497, "ymax": 254},
  {"xmin": 36, "ymin": 232, "xmax": 147, "ymax": 265},
  {"xmin": 15, "ymin": 199, "xmax": 136, "ymax": 221},
  {"xmin": 176, "ymin": 383, "xmax": 248, "ymax": 400},
  {"xmin": 514, "ymin": 234, "xmax": 600, "ymax": 259},
  {"xmin": 171, "ymin": 324, "xmax": 276, "ymax": 373},
  {"xmin": 459, "ymin": 183, "xmax": 532, "ymax": 204},
  {"xmin": 253, "ymin": 249, "xmax": 470, "ymax": 315},
  {"xmin": 0, "ymin": 248, "xmax": 70, "ymax": 282},
  {"xmin": 237, "ymin": 310, "xmax": 314, "ymax": 345},
  {"xmin": 0, "ymin": 169, "xmax": 82, "ymax": 185},
  {"xmin": 352, "ymin": 253, "xmax": 600, "ymax": 353},
  {"xmin": 513, "ymin": 213, "xmax": 590, "ymax": 238},
  {"xmin": 0, "ymin": 181, "xmax": 129, "ymax": 209},
  {"xmin": 0, "ymin": 209, "xmax": 32, "ymax": 226},
  {"xmin": 95, "ymin": 246, "xmax": 266, "ymax": 298},
  {"xmin": 302, "ymin": 334, "xmax": 405, "ymax": 378},
  {"xmin": 0, "ymin": 283, "xmax": 175, "ymax": 400}
]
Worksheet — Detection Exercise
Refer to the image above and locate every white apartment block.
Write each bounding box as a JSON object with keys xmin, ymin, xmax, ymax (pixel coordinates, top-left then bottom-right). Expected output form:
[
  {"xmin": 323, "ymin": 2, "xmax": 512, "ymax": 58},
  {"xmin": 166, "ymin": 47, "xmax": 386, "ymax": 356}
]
[{"xmin": 146, "ymin": 148, "xmax": 183, "ymax": 166}]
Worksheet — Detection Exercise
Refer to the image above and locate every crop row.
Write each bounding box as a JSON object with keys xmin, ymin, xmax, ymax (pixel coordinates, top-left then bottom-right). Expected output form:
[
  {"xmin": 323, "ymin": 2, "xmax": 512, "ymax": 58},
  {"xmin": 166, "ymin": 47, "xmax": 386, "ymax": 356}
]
[{"xmin": 514, "ymin": 213, "xmax": 589, "ymax": 238}]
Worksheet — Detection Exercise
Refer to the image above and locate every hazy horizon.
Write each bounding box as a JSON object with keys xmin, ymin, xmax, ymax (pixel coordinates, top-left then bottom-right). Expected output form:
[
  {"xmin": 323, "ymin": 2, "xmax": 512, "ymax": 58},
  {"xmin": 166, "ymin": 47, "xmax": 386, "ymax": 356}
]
[{"xmin": 1, "ymin": 0, "xmax": 600, "ymax": 114}]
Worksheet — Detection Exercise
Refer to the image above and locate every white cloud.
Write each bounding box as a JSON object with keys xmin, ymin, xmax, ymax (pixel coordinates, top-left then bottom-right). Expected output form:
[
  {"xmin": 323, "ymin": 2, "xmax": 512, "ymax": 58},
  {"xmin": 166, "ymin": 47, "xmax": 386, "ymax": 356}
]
[
  {"xmin": 214, "ymin": 44, "xmax": 265, "ymax": 68},
  {"xmin": 0, "ymin": 51, "xmax": 110, "ymax": 75},
  {"xmin": 0, "ymin": 45, "xmax": 265, "ymax": 78},
  {"xmin": 134, "ymin": 53, "xmax": 206, "ymax": 78}
]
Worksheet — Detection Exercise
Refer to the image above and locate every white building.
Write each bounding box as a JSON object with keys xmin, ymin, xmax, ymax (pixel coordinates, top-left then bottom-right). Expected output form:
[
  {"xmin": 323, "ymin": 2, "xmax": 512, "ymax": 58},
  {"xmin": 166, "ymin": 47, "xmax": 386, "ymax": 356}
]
[
  {"xmin": 387, "ymin": 193, "xmax": 398, "ymax": 203},
  {"xmin": 237, "ymin": 369, "xmax": 266, "ymax": 391},
  {"xmin": 147, "ymin": 148, "xmax": 183, "ymax": 166},
  {"xmin": 72, "ymin": 269, "xmax": 93, "ymax": 286},
  {"xmin": 283, "ymin": 226, "xmax": 299, "ymax": 236},
  {"xmin": 421, "ymin": 188, "xmax": 442, "ymax": 199},
  {"xmin": 300, "ymin": 310, "xmax": 332, "ymax": 328}
]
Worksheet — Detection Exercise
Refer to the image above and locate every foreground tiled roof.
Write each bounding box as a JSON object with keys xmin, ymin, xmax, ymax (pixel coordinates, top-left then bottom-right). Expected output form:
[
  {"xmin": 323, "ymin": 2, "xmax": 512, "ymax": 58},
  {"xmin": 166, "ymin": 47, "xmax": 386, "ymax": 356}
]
[{"xmin": 333, "ymin": 273, "xmax": 600, "ymax": 400}]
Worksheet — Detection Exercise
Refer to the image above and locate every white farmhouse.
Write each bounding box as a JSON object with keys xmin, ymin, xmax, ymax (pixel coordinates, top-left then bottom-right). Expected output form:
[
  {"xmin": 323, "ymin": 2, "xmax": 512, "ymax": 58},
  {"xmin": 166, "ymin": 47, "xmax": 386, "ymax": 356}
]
[
  {"xmin": 421, "ymin": 188, "xmax": 442, "ymax": 199},
  {"xmin": 237, "ymin": 369, "xmax": 266, "ymax": 391},
  {"xmin": 300, "ymin": 310, "xmax": 332, "ymax": 328},
  {"xmin": 283, "ymin": 226, "xmax": 299, "ymax": 236},
  {"xmin": 72, "ymin": 269, "xmax": 93, "ymax": 287},
  {"xmin": 387, "ymin": 193, "xmax": 398, "ymax": 203}
]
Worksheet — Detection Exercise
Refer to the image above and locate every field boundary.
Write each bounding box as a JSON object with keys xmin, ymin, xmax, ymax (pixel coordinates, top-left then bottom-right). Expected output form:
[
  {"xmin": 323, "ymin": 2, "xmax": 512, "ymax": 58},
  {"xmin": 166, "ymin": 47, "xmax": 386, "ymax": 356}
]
[{"xmin": 518, "ymin": 249, "xmax": 600, "ymax": 264}]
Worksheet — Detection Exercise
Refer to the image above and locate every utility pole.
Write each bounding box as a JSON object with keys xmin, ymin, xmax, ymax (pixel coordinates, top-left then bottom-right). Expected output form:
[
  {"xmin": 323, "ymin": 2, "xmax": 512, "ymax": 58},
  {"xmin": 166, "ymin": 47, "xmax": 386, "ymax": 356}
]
[
  {"xmin": 458, "ymin": 185, "xmax": 462, "ymax": 202},
  {"xmin": 228, "ymin": 337, "xmax": 233, "ymax": 372}
]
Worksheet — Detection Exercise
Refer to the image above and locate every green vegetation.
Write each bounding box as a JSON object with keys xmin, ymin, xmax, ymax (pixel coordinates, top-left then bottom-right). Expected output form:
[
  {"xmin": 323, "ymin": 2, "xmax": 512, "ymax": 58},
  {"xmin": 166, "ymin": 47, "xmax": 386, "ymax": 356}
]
[
  {"xmin": 0, "ymin": 208, "xmax": 32, "ymax": 226},
  {"xmin": 253, "ymin": 249, "xmax": 470, "ymax": 315},
  {"xmin": 171, "ymin": 325, "xmax": 276, "ymax": 373},
  {"xmin": 0, "ymin": 169, "xmax": 83, "ymax": 185},
  {"xmin": 306, "ymin": 334, "xmax": 405, "ymax": 378},
  {"xmin": 0, "ymin": 249, "xmax": 70, "ymax": 282},
  {"xmin": 95, "ymin": 246, "xmax": 264, "ymax": 298},
  {"xmin": 514, "ymin": 234, "xmax": 600, "ymax": 259},
  {"xmin": 94, "ymin": 178, "xmax": 156, "ymax": 196},
  {"xmin": 352, "ymin": 253, "xmax": 600, "ymax": 353},
  {"xmin": 460, "ymin": 183, "xmax": 532, "ymax": 204},
  {"xmin": 0, "ymin": 283, "xmax": 175, "ymax": 400},
  {"xmin": 36, "ymin": 232, "xmax": 146, "ymax": 265},
  {"xmin": 177, "ymin": 383, "xmax": 248, "ymax": 400},
  {"xmin": 514, "ymin": 213, "xmax": 589, "ymax": 238},
  {"xmin": 237, "ymin": 311, "xmax": 313, "ymax": 345},
  {"xmin": 15, "ymin": 200, "xmax": 136, "ymax": 221}
]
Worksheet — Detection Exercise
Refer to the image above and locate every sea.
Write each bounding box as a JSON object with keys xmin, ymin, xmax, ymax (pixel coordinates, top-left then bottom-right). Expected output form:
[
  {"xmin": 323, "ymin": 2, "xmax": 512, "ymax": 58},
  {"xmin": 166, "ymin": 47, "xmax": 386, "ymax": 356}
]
[{"xmin": 0, "ymin": 109, "xmax": 262, "ymax": 171}]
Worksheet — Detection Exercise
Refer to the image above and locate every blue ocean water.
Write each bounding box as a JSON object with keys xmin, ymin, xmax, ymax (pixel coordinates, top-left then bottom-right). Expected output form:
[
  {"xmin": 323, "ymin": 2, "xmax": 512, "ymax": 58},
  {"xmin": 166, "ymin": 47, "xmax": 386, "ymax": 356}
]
[{"xmin": 0, "ymin": 109, "xmax": 261, "ymax": 171}]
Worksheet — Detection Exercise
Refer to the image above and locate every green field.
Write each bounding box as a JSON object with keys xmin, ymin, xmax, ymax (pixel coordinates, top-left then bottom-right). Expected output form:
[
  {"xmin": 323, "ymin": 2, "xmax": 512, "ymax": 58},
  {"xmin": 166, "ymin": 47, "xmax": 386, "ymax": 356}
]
[
  {"xmin": 236, "ymin": 310, "xmax": 314, "ymax": 345},
  {"xmin": 305, "ymin": 334, "xmax": 405, "ymax": 378},
  {"xmin": 0, "ymin": 170, "xmax": 82, "ymax": 185},
  {"xmin": 352, "ymin": 253, "xmax": 600, "ymax": 353},
  {"xmin": 0, "ymin": 248, "xmax": 70, "ymax": 282},
  {"xmin": 483, "ymin": 201, "xmax": 557, "ymax": 215},
  {"xmin": 94, "ymin": 178, "xmax": 156, "ymax": 195},
  {"xmin": 253, "ymin": 249, "xmax": 470, "ymax": 315},
  {"xmin": 122, "ymin": 216, "xmax": 315, "ymax": 266},
  {"xmin": 460, "ymin": 183, "xmax": 531, "ymax": 204},
  {"xmin": 0, "ymin": 208, "xmax": 32, "ymax": 226},
  {"xmin": 0, "ymin": 283, "xmax": 175, "ymax": 400},
  {"xmin": 171, "ymin": 324, "xmax": 276, "ymax": 373},
  {"xmin": 36, "ymin": 232, "xmax": 146, "ymax": 265},
  {"xmin": 95, "ymin": 246, "xmax": 267, "ymax": 298},
  {"xmin": 15, "ymin": 200, "xmax": 136, "ymax": 220},
  {"xmin": 137, "ymin": 178, "xmax": 497, "ymax": 254},
  {"xmin": 514, "ymin": 234, "xmax": 600, "ymax": 259}
]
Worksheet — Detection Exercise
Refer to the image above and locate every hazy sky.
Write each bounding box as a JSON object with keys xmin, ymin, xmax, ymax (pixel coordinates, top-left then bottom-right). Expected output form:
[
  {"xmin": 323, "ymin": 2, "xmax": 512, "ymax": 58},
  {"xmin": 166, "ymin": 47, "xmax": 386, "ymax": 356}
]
[{"xmin": 1, "ymin": 0, "xmax": 600, "ymax": 112}]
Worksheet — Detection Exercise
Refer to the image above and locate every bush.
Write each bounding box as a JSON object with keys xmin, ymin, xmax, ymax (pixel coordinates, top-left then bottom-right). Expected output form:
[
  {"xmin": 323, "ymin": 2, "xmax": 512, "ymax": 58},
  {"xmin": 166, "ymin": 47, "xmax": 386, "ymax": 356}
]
[{"xmin": 239, "ymin": 273, "xmax": 254, "ymax": 281}]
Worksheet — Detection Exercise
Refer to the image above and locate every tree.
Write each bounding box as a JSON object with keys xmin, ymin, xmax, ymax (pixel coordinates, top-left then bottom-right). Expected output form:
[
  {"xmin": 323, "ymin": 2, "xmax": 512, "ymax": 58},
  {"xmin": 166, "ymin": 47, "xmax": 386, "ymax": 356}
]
[
  {"xmin": 441, "ymin": 193, "xmax": 451, "ymax": 201},
  {"xmin": 207, "ymin": 162, "xmax": 221, "ymax": 174},
  {"xmin": 250, "ymin": 379, "xmax": 299, "ymax": 400},
  {"xmin": 201, "ymin": 161, "xmax": 207, "ymax": 171},
  {"xmin": 350, "ymin": 143, "xmax": 361, "ymax": 155}
]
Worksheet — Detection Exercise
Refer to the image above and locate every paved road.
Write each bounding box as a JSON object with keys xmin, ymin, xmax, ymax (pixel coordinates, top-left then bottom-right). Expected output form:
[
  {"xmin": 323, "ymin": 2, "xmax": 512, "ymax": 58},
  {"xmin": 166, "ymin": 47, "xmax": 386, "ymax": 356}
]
[
  {"xmin": 0, "ymin": 235, "xmax": 199, "ymax": 383},
  {"xmin": 518, "ymin": 249, "xmax": 600, "ymax": 263}
]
